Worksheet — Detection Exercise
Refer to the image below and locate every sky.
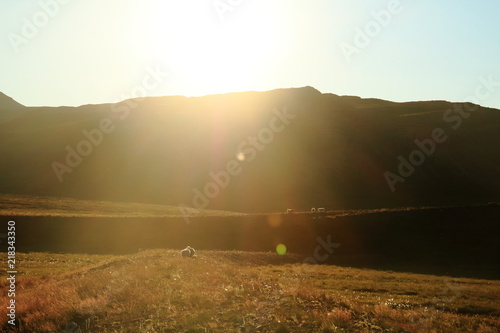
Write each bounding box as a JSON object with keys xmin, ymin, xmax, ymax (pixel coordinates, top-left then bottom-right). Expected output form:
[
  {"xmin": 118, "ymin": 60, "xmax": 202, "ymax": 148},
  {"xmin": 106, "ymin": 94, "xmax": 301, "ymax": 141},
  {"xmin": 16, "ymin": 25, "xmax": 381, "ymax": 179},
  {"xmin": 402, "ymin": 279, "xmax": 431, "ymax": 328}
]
[{"xmin": 1, "ymin": 0, "xmax": 500, "ymax": 109}]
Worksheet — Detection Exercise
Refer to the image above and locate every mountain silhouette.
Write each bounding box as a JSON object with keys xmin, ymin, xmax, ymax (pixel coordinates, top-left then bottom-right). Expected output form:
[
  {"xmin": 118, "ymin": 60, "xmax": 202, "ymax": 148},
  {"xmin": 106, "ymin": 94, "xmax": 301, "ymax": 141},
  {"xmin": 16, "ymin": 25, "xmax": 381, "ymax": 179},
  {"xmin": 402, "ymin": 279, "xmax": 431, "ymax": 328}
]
[
  {"xmin": 0, "ymin": 87, "xmax": 499, "ymax": 212},
  {"xmin": 0, "ymin": 92, "xmax": 25, "ymax": 110},
  {"xmin": 0, "ymin": 92, "xmax": 29, "ymax": 123}
]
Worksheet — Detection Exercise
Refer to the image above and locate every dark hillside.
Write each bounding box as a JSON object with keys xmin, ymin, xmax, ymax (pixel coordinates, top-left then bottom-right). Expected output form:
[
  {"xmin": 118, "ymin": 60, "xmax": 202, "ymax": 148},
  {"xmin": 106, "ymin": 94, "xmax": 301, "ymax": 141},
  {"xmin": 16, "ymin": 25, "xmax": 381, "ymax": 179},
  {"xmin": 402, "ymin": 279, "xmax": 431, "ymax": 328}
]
[
  {"xmin": 0, "ymin": 87, "xmax": 499, "ymax": 212},
  {"xmin": 0, "ymin": 92, "xmax": 28, "ymax": 123}
]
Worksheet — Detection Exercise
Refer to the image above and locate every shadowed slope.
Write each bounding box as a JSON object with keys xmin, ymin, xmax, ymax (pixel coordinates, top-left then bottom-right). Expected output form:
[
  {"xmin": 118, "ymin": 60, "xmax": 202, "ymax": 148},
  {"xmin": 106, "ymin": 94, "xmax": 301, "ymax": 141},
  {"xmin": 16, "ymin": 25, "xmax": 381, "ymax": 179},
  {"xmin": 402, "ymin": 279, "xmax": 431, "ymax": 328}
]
[{"xmin": 0, "ymin": 87, "xmax": 499, "ymax": 212}]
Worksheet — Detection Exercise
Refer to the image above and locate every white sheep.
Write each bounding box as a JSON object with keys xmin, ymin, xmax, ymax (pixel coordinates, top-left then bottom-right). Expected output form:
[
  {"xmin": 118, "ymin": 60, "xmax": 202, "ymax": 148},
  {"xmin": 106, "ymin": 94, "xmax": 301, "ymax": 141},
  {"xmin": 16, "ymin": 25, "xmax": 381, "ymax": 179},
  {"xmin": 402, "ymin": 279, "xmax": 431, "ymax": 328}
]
[
  {"xmin": 318, "ymin": 208, "xmax": 325, "ymax": 212},
  {"xmin": 181, "ymin": 246, "xmax": 196, "ymax": 258},
  {"xmin": 311, "ymin": 207, "xmax": 316, "ymax": 212},
  {"xmin": 286, "ymin": 209, "xmax": 294, "ymax": 213}
]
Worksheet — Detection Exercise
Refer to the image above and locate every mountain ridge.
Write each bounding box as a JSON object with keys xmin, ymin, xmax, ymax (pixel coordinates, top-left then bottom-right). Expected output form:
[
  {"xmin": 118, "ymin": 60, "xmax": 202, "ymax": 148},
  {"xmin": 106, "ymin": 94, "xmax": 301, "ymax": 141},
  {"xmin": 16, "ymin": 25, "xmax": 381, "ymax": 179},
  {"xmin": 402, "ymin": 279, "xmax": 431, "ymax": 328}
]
[
  {"xmin": 0, "ymin": 87, "xmax": 498, "ymax": 212},
  {"xmin": 0, "ymin": 92, "xmax": 25, "ymax": 109},
  {"xmin": 0, "ymin": 92, "xmax": 29, "ymax": 123}
]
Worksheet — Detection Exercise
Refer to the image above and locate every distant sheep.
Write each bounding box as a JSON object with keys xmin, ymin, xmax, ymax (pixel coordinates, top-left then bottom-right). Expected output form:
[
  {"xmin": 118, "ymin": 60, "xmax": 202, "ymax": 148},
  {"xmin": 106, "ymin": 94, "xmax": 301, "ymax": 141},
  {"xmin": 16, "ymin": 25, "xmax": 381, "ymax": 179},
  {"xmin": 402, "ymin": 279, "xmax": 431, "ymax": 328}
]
[
  {"xmin": 181, "ymin": 246, "xmax": 196, "ymax": 258},
  {"xmin": 311, "ymin": 208, "xmax": 316, "ymax": 212},
  {"xmin": 286, "ymin": 209, "xmax": 294, "ymax": 213},
  {"xmin": 317, "ymin": 208, "xmax": 325, "ymax": 212}
]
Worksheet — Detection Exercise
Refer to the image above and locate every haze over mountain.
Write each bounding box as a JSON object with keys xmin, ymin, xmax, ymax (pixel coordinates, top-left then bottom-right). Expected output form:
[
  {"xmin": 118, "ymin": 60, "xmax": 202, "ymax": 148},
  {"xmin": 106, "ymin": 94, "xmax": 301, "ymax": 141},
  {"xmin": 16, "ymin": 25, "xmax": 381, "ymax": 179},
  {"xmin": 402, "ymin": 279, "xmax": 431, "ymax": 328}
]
[{"xmin": 0, "ymin": 87, "xmax": 499, "ymax": 213}]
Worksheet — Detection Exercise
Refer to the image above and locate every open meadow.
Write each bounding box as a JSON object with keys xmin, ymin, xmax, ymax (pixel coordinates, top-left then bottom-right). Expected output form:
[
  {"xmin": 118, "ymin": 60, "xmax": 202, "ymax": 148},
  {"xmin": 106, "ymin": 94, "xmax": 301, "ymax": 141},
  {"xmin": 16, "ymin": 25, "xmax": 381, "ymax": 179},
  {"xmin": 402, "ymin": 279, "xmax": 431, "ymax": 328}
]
[
  {"xmin": 1, "ymin": 196, "xmax": 499, "ymax": 332},
  {"xmin": 1, "ymin": 250, "xmax": 499, "ymax": 332}
]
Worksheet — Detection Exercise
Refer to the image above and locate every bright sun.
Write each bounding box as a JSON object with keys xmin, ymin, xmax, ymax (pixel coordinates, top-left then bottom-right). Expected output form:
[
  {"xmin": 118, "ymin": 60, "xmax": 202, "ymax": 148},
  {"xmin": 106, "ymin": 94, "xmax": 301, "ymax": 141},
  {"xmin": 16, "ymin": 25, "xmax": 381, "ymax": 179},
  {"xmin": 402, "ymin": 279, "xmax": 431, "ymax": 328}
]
[{"xmin": 136, "ymin": 1, "xmax": 279, "ymax": 97}]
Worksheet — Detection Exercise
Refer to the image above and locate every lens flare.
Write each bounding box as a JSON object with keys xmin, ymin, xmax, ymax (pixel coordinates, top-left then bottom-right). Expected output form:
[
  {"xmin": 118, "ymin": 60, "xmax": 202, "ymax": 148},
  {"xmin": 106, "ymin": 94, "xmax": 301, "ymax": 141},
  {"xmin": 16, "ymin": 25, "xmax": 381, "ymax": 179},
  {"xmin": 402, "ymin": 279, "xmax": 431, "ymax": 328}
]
[
  {"xmin": 276, "ymin": 243, "xmax": 287, "ymax": 255},
  {"xmin": 236, "ymin": 152, "xmax": 246, "ymax": 161},
  {"xmin": 267, "ymin": 214, "xmax": 282, "ymax": 228}
]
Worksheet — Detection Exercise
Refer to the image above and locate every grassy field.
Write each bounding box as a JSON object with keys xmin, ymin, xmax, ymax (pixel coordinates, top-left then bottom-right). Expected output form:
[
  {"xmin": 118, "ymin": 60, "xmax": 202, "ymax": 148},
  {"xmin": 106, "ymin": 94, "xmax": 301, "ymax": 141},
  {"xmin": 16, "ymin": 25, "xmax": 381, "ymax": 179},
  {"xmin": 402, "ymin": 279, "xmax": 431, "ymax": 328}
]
[
  {"xmin": 0, "ymin": 193, "xmax": 243, "ymax": 218},
  {"xmin": 1, "ymin": 250, "xmax": 499, "ymax": 332},
  {"xmin": 0, "ymin": 192, "xmax": 442, "ymax": 218}
]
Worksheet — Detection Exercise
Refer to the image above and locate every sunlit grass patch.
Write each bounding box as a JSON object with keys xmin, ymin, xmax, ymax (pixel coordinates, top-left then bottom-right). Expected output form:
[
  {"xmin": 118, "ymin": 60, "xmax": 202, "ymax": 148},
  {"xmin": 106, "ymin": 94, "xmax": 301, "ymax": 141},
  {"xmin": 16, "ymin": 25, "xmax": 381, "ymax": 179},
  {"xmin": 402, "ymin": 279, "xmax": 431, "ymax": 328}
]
[
  {"xmin": 1, "ymin": 249, "xmax": 499, "ymax": 332},
  {"xmin": 0, "ymin": 193, "xmax": 244, "ymax": 217}
]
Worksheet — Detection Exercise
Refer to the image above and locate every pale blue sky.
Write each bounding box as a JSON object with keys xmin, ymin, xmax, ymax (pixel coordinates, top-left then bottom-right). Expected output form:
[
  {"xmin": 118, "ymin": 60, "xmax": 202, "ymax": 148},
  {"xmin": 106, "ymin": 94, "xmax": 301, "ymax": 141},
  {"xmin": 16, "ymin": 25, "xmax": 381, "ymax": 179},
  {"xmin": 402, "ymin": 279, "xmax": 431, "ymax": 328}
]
[{"xmin": 1, "ymin": 0, "xmax": 499, "ymax": 108}]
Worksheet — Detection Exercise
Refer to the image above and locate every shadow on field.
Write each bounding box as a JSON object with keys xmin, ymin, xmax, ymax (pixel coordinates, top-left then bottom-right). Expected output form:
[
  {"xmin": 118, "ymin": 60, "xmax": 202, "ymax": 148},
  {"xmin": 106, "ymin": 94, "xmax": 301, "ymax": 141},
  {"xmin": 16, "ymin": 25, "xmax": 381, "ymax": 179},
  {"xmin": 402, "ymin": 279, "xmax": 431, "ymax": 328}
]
[{"xmin": 2, "ymin": 205, "xmax": 499, "ymax": 280}]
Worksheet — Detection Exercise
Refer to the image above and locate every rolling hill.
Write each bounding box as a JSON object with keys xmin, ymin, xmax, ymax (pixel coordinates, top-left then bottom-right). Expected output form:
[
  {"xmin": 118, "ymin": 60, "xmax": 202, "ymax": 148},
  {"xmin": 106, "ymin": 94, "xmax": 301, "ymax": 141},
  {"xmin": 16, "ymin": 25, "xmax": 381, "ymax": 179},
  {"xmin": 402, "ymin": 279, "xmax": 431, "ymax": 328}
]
[{"xmin": 0, "ymin": 87, "xmax": 499, "ymax": 213}]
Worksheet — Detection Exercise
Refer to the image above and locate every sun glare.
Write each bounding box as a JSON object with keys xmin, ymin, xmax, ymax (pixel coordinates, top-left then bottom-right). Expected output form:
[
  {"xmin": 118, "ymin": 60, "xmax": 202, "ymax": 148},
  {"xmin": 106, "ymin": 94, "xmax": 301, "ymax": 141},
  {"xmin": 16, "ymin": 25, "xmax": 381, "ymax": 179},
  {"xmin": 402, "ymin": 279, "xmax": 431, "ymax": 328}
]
[{"xmin": 137, "ymin": 1, "xmax": 279, "ymax": 97}]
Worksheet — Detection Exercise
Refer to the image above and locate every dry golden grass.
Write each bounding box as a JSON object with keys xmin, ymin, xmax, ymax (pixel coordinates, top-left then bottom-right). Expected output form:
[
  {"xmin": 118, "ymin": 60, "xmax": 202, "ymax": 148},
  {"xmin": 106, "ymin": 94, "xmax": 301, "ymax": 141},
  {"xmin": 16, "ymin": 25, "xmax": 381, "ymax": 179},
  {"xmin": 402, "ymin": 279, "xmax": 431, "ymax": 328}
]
[
  {"xmin": 1, "ymin": 250, "xmax": 499, "ymax": 332},
  {"xmin": 0, "ymin": 192, "xmax": 449, "ymax": 219},
  {"xmin": 0, "ymin": 193, "xmax": 244, "ymax": 217}
]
